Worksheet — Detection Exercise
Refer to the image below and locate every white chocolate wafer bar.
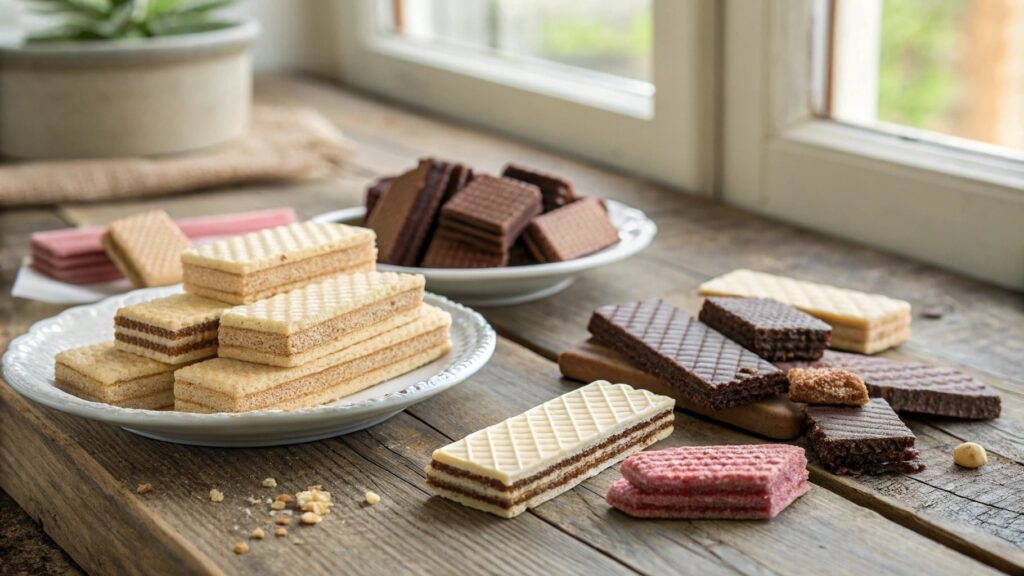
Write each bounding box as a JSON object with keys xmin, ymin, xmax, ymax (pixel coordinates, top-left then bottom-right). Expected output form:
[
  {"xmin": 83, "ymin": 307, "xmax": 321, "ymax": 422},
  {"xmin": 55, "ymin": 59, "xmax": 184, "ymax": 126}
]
[
  {"xmin": 698, "ymin": 269, "xmax": 911, "ymax": 354},
  {"xmin": 174, "ymin": 305, "xmax": 451, "ymax": 412},
  {"xmin": 55, "ymin": 342, "xmax": 179, "ymax": 409},
  {"xmin": 182, "ymin": 222, "xmax": 377, "ymax": 305},
  {"xmin": 218, "ymin": 272, "xmax": 426, "ymax": 367},
  {"xmin": 115, "ymin": 294, "xmax": 227, "ymax": 365},
  {"xmin": 426, "ymin": 381, "xmax": 675, "ymax": 518}
]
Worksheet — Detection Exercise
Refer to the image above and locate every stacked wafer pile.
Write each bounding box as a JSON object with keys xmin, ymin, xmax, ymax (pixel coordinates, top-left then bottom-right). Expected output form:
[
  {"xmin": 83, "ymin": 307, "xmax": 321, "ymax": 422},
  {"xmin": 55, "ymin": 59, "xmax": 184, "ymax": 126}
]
[
  {"xmin": 365, "ymin": 158, "xmax": 620, "ymax": 268},
  {"xmin": 55, "ymin": 220, "xmax": 452, "ymax": 413}
]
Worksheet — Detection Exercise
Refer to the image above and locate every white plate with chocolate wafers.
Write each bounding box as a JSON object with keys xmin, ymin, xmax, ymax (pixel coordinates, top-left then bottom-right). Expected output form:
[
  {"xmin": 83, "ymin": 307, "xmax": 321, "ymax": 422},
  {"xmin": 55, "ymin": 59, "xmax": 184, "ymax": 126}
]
[
  {"xmin": 312, "ymin": 199, "xmax": 657, "ymax": 307},
  {"xmin": 2, "ymin": 286, "xmax": 495, "ymax": 447}
]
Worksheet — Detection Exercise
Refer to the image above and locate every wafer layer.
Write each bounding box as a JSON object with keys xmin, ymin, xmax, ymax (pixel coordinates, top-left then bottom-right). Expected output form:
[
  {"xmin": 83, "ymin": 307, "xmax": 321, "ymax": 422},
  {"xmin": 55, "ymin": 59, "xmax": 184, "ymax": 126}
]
[
  {"xmin": 523, "ymin": 198, "xmax": 619, "ymax": 262},
  {"xmin": 114, "ymin": 294, "xmax": 227, "ymax": 364},
  {"xmin": 175, "ymin": 305, "xmax": 451, "ymax": 412},
  {"xmin": 218, "ymin": 272, "xmax": 425, "ymax": 367},
  {"xmin": 805, "ymin": 398, "xmax": 925, "ymax": 475},
  {"xmin": 426, "ymin": 381, "xmax": 675, "ymax": 518},
  {"xmin": 698, "ymin": 297, "xmax": 832, "ymax": 361},
  {"xmin": 102, "ymin": 210, "xmax": 191, "ymax": 288},
  {"xmin": 55, "ymin": 342, "xmax": 178, "ymax": 409}
]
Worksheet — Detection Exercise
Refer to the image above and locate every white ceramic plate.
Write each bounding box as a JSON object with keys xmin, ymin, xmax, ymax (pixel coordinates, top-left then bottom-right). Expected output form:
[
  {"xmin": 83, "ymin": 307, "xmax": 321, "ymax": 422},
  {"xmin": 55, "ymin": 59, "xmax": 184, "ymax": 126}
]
[
  {"xmin": 312, "ymin": 199, "xmax": 657, "ymax": 306},
  {"xmin": 2, "ymin": 286, "xmax": 495, "ymax": 447}
]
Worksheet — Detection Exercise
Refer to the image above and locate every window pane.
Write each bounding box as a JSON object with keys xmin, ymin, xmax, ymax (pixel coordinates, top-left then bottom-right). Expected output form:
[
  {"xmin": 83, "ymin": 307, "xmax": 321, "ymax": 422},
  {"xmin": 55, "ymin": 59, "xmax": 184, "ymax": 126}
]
[
  {"xmin": 830, "ymin": 0, "xmax": 1024, "ymax": 156},
  {"xmin": 378, "ymin": 0, "xmax": 653, "ymax": 85}
]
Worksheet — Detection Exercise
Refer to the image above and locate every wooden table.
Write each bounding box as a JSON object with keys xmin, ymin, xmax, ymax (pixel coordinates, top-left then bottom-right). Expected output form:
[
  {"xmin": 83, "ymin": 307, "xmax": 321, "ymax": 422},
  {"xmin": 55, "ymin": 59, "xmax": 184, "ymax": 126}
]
[{"xmin": 2, "ymin": 74, "xmax": 1022, "ymax": 576}]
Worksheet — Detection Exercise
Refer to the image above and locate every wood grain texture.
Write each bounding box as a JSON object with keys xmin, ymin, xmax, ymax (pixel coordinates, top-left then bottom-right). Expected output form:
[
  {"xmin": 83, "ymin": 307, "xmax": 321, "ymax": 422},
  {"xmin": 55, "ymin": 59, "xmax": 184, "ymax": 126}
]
[{"xmin": 0, "ymin": 73, "xmax": 1022, "ymax": 574}]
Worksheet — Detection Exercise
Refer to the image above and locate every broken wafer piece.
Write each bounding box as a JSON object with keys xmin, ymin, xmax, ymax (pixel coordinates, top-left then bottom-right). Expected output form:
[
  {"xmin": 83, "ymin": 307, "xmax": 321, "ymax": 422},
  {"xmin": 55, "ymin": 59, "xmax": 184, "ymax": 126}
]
[
  {"xmin": 588, "ymin": 300, "xmax": 788, "ymax": 410},
  {"xmin": 115, "ymin": 293, "xmax": 227, "ymax": 365},
  {"xmin": 698, "ymin": 269, "xmax": 911, "ymax": 354},
  {"xmin": 804, "ymin": 398, "xmax": 925, "ymax": 475},
  {"xmin": 426, "ymin": 380, "xmax": 674, "ymax": 518},
  {"xmin": 698, "ymin": 297, "xmax": 832, "ymax": 361},
  {"xmin": 218, "ymin": 272, "xmax": 426, "ymax": 367},
  {"xmin": 181, "ymin": 222, "xmax": 376, "ymax": 305},
  {"xmin": 787, "ymin": 367, "xmax": 869, "ymax": 405},
  {"xmin": 366, "ymin": 159, "xmax": 455, "ymax": 266},
  {"xmin": 607, "ymin": 445, "xmax": 809, "ymax": 519},
  {"xmin": 437, "ymin": 175, "xmax": 542, "ymax": 253},
  {"xmin": 501, "ymin": 163, "xmax": 576, "ymax": 212},
  {"xmin": 101, "ymin": 210, "xmax": 191, "ymax": 288},
  {"xmin": 55, "ymin": 342, "xmax": 179, "ymax": 409},
  {"xmin": 174, "ymin": 305, "xmax": 451, "ymax": 412},
  {"xmin": 559, "ymin": 339, "xmax": 803, "ymax": 440},
  {"xmin": 523, "ymin": 198, "xmax": 619, "ymax": 262}
]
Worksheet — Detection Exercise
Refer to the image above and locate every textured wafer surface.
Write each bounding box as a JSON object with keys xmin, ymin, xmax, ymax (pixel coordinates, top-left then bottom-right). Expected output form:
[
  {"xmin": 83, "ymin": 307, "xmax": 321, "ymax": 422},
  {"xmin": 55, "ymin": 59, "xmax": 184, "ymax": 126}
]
[
  {"xmin": 698, "ymin": 269, "xmax": 911, "ymax": 328},
  {"xmin": 558, "ymin": 339, "xmax": 804, "ymax": 440},
  {"xmin": 56, "ymin": 342, "xmax": 175, "ymax": 385},
  {"xmin": 104, "ymin": 210, "xmax": 190, "ymax": 287},
  {"xmin": 421, "ymin": 234, "xmax": 508, "ymax": 268},
  {"xmin": 432, "ymin": 381, "xmax": 675, "ymax": 485},
  {"xmin": 220, "ymin": 272, "xmax": 425, "ymax": 333},
  {"xmin": 440, "ymin": 175, "xmax": 542, "ymax": 236},
  {"xmin": 181, "ymin": 222, "xmax": 375, "ymax": 274},
  {"xmin": 501, "ymin": 163, "xmax": 576, "ymax": 212},
  {"xmin": 620, "ymin": 444, "xmax": 808, "ymax": 492},
  {"xmin": 805, "ymin": 398, "xmax": 914, "ymax": 443},
  {"xmin": 365, "ymin": 159, "xmax": 453, "ymax": 266},
  {"xmin": 788, "ymin": 367, "xmax": 869, "ymax": 405},
  {"xmin": 820, "ymin": 351, "xmax": 1001, "ymax": 419},
  {"xmin": 606, "ymin": 477, "xmax": 809, "ymax": 519},
  {"xmin": 589, "ymin": 300, "xmax": 787, "ymax": 409},
  {"xmin": 116, "ymin": 294, "xmax": 227, "ymax": 331},
  {"xmin": 524, "ymin": 198, "xmax": 619, "ymax": 262}
]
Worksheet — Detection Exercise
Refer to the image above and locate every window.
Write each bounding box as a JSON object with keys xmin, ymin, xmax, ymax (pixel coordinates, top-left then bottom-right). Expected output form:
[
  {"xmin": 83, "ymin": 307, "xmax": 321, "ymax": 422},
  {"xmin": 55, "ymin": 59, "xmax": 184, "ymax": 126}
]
[{"xmin": 827, "ymin": 0, "xmax": 1024, "ymax": 160}]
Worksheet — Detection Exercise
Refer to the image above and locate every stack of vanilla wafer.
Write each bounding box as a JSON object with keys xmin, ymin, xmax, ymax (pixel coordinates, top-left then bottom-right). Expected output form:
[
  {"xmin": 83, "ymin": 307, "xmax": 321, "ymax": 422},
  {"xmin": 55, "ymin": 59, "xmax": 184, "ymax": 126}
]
[{"xmin": 55, "ymin": 221, "xmax": 452, "ymax": 413}]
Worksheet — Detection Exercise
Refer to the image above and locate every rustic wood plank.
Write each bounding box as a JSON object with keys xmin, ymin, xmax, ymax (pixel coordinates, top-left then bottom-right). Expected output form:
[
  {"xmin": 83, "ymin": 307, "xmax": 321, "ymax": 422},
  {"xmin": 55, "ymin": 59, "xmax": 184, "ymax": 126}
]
[{"xmin": 0, "ymin": 489, "xmax": 84, "ymax": 576}]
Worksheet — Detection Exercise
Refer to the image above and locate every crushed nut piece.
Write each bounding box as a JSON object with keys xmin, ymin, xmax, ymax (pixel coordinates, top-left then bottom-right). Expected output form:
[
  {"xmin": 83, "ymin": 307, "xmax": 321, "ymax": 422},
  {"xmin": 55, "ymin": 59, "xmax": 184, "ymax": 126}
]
[
  {"xmin": 262, "ymin": 478, "xmax": 277, "ymax": 488},
  {"xmin": 953, "ymin": 442, "xmax": 988, "ymax": 468},
  {"xmin": 274, "ymin": 527, "xmax": 288, "ymax": 537},
  {"xmin": 296, "ymin": 485, "xmax": 333, "ymax": 516},
  {"xmin": 364, "ymin": 491, "xmax": 381, "ymax": 505},
  {"xmin": 210, "ymin": 489, "xmax": 225, "ymax": 503},
  {"xmin": 275, "ymin": 494, "xmax": 294, "ymax": 503},
  {"xmin": 271, "ymin": 500, "xmax": 286, "ymax": 510},
  {"xmin": 233, "ymin": 542, "xmax": 249, "ymax": 555},
  {"xmin": 136, "ymin": 483, "xmax": 153, "ymax": 495},
  {"xmin": 274, "ymin": 517, "xmax": 291, "ymax": 526},
  {"xmin": 250, "ymin": 528, "xmax": 265, "ymax": 540},
  {"xmin": 299, "ymin": 512, "xmax": 322, "ymax": 525}
]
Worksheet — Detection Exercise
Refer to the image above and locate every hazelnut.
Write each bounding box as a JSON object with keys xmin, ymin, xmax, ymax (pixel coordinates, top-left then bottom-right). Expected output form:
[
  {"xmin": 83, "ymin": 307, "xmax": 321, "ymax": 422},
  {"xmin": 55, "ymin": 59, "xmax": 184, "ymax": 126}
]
[{"xmin": 953, "ymin": 442, "xmax": 987, "ymax": 469}]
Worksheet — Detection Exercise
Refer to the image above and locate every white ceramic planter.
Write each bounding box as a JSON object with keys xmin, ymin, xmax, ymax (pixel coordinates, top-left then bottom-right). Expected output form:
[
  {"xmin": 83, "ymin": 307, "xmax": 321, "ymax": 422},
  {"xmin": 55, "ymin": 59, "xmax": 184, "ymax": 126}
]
[{"xmin": 0, "ymin": 20, "xmax": 259, "ymax": 159}]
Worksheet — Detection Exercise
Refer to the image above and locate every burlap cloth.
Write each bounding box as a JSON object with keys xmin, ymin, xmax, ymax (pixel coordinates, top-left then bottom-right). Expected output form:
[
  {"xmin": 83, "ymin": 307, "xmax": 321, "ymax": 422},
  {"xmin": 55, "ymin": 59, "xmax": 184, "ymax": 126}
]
[{"xmin": 0, "ymin": 107, "xmax": 352, "ymax": 207}]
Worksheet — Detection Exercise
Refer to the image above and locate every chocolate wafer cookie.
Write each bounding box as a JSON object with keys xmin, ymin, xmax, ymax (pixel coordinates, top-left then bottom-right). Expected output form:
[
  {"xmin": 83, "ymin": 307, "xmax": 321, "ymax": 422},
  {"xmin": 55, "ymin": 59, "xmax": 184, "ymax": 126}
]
[
  {"xmin": 698, "ymin": 297, "xmax": 832, "ymax": 361},
  {"xmin": 438, "ymin": 175, "xmax": 542, "ymax": 253},
  {"xmin": 524, "ymin": 198, "xmax": 619, "ymax": 262},
  {"xmin": 421, "ymin": 234, "xmax": 508, "ymax": 268},
  {"xmin": 588, "ymin": 300, "xmax": 788, "ymax": 410},
  {"xmin": 820, "ymin": 351, "xmax": 1001, "ymax": 419},
  {"xmin": 365, "ymin": 177, "xmax": 392, "ymax": 218},
  {"xmin": 502, "ymin": 163, "xmax": 577, "ymax": 212},
  {"xmin": 366, "ymin": 158, "xmax": 455, "ymax": 266},
  {"xmin": 804, "ymin": 398, "xmax": 925, "ymax": 475}
]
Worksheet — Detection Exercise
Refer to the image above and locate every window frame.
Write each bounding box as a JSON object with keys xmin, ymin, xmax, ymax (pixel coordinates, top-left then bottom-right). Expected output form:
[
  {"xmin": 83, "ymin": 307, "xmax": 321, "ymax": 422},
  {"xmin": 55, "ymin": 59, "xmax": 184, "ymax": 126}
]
[
  {"xmin": 332, "ymin": 0, "xmax": 718, "ymax": 194},
  {"xmin": 722, "ymin": 0, "xmax": 1024, "ymax": 290}
]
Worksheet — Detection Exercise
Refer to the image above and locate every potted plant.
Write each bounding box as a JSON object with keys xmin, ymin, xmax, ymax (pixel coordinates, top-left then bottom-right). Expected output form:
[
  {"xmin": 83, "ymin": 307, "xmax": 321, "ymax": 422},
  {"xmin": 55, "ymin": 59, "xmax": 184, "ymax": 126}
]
[{"xmin": 0, "ymin": 0, "xmax": 259, "ymax": 159}]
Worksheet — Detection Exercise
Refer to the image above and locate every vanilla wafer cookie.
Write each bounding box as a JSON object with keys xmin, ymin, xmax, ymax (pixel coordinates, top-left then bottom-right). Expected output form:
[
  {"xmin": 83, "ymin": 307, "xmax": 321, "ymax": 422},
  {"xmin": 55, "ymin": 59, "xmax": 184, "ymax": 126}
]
[
  {"xmin": 425, "ymin": 381, "xmax": 675, "ymax": 518},
  {"xmin": 218, "ymin": 272, "xmax": 426, "ymax": 367},
  {"xmin": 174, "ymin": 305, "xmax": 451, "ymax": 412},
  {"xmin": 182, "ymin": 222, "xmax": 376, "ymax": 304},
  {"xmin": 101, "ymin": 210, "xmax": 191, "ymax": 288},
  {"xmin": 698, "ymin": 269, "xmax": 911, "ymax": 353},
  {"xmin": 55, "ymin": 342, "xmax": 179, "ymax": 409},
  {"xmin": 115, "ymin": 294, "xmax": 227, "ymax": 365}
]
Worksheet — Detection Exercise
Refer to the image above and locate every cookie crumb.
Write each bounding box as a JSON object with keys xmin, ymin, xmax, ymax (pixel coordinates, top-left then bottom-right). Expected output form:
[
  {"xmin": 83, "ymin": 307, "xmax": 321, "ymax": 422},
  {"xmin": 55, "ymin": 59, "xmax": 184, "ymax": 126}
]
[
  {"xmin": 210, "ymin": 489, "xmax": 225, "ymax": 503},
  {"xmin": 274, "ymin": 527, "xmax": 288, "ymax": 537},
  {"xmin": 364, "ymin": 491, "xmax": 381, "ymax": 505},
  {"xmin": 271, "ymin": 500, "xmax": 286, "ymax": 510},
  {"xmin": 953, "ymin": 442, "xmax": 987, "ymax": 468},
  {"xmin": 233, "ymin": 542, "xmax": 249, "ymax": 555},
  {"xmin": 276, "ymin": 494, "xmax": 294, "ymax": 503},
  {"xmin": 136, "ymin": 483, "xmax": 153, "ymax": 495},
  {"xmin": 299, "ymin": 512, "xmax": 322, "ymax": 525},
  {"xmin": 250, "ymin": 528, "xmax": 265, "ymax": 540},
  {"xmin": 262, "ymin": 478, "xmax": 277, "ymax": 488},
  {"xmin": 274, "ymin": 516, "xmax": 291, "ymax": 526},
  {"xmin": 296, "ymin": 485, "xmax": 333, "ymax": 516}
]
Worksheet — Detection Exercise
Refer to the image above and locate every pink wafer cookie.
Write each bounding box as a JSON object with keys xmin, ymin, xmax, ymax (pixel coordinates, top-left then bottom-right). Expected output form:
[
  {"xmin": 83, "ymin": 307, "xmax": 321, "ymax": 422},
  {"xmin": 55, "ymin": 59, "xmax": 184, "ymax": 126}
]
[
  {"xmin": 606, "ymin": 477, "xmax": 810, "ymax": 519},
  {"xmin": 620, "ymin": 444, "xmax": 808, "ymax": 493}
]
